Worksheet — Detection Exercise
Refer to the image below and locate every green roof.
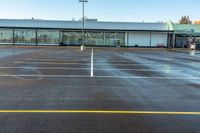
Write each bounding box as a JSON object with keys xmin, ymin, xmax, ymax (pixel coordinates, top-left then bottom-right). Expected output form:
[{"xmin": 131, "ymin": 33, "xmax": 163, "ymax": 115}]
[
  {"xmin": 166, "ymin": 21, "xmax": 200, "ymax": 34},
  {"xmin": 174, "ymin": 24, "xmax": 200, "ymax": 33}
]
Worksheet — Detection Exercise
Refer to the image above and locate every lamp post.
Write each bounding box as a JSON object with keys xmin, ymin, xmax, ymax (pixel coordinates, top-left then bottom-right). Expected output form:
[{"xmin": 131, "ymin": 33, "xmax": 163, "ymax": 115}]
[{"xmin": 79, "ymin": 0, "xmax": 88, "ymax": 51}]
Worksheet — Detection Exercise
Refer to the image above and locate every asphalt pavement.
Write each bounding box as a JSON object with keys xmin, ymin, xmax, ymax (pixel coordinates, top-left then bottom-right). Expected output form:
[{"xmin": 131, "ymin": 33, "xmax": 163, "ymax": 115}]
[{"xmin": 0, "ymin": 46, "xmax": 200, "ymax": 133}]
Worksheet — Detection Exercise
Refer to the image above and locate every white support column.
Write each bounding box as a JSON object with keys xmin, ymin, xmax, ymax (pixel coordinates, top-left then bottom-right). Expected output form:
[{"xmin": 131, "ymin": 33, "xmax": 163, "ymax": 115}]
[
  {"xmin": 125, "ymin": 32, "xmax": 128, "ymax": 47},
  {"xmin": 104, "ymin": 31, "xmax": 106, "ymax": 46}
]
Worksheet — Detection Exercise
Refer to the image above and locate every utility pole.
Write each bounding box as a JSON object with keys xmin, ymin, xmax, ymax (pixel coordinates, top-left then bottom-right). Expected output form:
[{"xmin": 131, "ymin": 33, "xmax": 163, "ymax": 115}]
[{"xmin": 79, "ymin": 0, "xmax": 88, "ymax": 51}]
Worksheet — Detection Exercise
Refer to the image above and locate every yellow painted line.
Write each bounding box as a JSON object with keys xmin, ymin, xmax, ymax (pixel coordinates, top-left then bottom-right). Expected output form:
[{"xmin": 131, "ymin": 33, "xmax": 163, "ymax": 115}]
[{"xmin": 0, "ymin": 110, "xmax": 199, "ymax": 115}]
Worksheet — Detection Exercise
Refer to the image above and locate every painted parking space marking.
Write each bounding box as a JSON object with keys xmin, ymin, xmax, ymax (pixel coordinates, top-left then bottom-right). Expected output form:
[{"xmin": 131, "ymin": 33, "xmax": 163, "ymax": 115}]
[
  {"xmin": 0, "ymin": 67, "xmax": 91, "ymax": 70},
  {"xmin": 0, "ymin": 110, "xmax": 200, "ymax": 115},
  {"xmin": 91, "ymin": 48, "xmax": 94, "ymax": 77},
  {"xmin": 13, "ymin": 61, "xmax": 170, "ymax": 66},
  {"xmin": 93, "ymin": 64, "xmax": 169, "ymax": 66},
  {"xmin": 26, "ymin": 56, "xmax": 90, "ymax": 59},
  {"xmin": 0, "ymin": 67, "xmax": 184, "ymax": 72},
  {"xmin": 0, "ymin": 75, "xmax": 90, "ymax": 78},
  {"xmin": 93, "ymin": 76, "xmax": 200, "ymax": 79},
  {"xmin": 14, "ymin": 61, "xmax": 85, "ymax": 65},
  {"xmin": 26, "ymin": 58, "xmax": 90, "ymax": 61},
  {"xmin": 0, "ymin": 74, "xmax": 199, "ymax": 80}
]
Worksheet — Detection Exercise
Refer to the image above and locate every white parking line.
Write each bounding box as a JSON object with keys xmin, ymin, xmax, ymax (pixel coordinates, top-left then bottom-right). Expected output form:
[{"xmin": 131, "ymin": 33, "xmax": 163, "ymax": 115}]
[
  {"xmin": 26, "ymin": 58, "xmax": 89, "ymax": 61},
  {"xmin": 93, "ymin": 64, "xmax": 167, "ymax": 66},
  {"xmin": 0, "ymin": 75, "xmax": 90, "ymax": 78},
  {"xmin": 14, "ymin": 61, "xmax": 168, "ymax": 66},
  {"xmin": 98, "ymin": 61, "xmax": 156, "ymax": 63},
  {"xmin": 0, "ymin": 67, "xmax": 180, "ymax": 71},
  {"xmin": 27, "ymin": 59, "xmax": 174, "ymax": 64},
  {"xmin": 36, "ymin": 55, "xmax": 90, "ymax": 57},
  {"xmin": 93, "ymin": 57, "xmax": 139, "ymax": 59},
  {"xmin": 91, "ymin": 48, "xmax": 94, "ymax": 77},
  {"xmin": 0, "ymin": 67, "xmax": 90, "ymax": 70},
  {"xmin": 0, "ymin": 74, "xmax": 199, "ymax": 80},
  {"xmin": 14, "ymin": 61, "xmax": 84, "ymax": 65},
  {"xmin": 27, "ymin": 58, "xmax": 154, "ymax": 62},
  {"xmin": 94, "ymin": 76, "xmax": 200, "ymax": 79},
  {"xmin": 0, "ymin": 67, "xmax": 183, "ymax": 72}
]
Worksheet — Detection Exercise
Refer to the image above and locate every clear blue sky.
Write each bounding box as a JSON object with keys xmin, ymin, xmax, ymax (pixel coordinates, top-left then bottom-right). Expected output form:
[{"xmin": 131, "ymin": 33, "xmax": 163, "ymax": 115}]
[{"xmin": 0, "ymin": 0, "xmax": 199, "ymax": 22}]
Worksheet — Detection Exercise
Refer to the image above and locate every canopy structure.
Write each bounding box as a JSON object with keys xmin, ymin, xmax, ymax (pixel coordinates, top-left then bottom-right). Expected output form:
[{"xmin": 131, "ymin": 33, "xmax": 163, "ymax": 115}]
[{"xmin": 166, "ymin": 21, "xmax": 200, "ymax": 36}]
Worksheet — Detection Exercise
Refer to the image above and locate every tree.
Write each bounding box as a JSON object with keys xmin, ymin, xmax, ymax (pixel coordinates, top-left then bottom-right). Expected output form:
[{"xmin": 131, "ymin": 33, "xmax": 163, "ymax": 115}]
[
  {"xmin": 179, "ymin": 16, "xmax": 192, "ymax": 24},
  {"xmin": 194, "ymin": 20, "xmax": 200, "ymax": 25}
]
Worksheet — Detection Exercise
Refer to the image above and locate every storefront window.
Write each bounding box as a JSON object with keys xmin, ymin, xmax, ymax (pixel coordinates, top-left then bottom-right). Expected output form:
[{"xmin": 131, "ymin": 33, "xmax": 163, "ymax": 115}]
[
  {"xmin": 0, "ymin": 29, "xmax": 13, "ymax": 44},
  {"xmin": 105, "ymin": 32, "xmax": 125, "ymax": 46},
  {"xmin": 85, "ymin": 32, "xmax": 104, "ymax": 46},
  {"xmin": 14, "ymin": 29, "xmax": 36, "ymax": 45},
  {"xmin": 62, "ymin": 31, "xmax": 82, "ymax": 45},
  {"xmin": 37, "ymin": 30, "xmax": 60, "ymax": 45},
  {"xmin": 62, "ymin": 31, "xmax": 125, "ymax": 46}
]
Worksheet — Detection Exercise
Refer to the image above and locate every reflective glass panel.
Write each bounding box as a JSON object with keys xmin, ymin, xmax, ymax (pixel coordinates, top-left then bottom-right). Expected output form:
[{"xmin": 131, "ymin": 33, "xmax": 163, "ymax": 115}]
[
  {"xmin": 38, "ymin": 30, "xmax": 60, "ymax": 45},
  {"xmin": 105, "ymin": 32, "xmax": 125, "ymax": 46},
  {"xmin": 14, "ymin": 29, "xmax": 36, "ymax": 45},
  {"xmin": 0, "ymin": 29, "xmax": 13, "ymax": 44},
  {"xmin": 62, "ymin": 31, "xmax": 82, "ymax": 45},
  {"xmin": 85, "ymin": 31, "xmax": 104, "ymax": 46}
]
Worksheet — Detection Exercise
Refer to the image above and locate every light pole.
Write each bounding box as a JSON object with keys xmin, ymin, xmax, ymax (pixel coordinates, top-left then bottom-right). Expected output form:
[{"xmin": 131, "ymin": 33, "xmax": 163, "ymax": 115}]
[{"xmin": 79, "ymin": 0, "xmax": 88, "ymax": 51}]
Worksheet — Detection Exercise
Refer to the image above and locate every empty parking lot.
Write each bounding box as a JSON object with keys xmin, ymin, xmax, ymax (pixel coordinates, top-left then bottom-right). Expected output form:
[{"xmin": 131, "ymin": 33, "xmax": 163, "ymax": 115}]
[{"xmin": 0, "ymin": 46, "xmax": 200, "ymax": 133}]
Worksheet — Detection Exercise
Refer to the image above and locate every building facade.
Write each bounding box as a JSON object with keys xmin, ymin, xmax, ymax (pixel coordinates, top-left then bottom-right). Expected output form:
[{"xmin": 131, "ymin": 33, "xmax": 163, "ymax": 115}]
[
  {"xmin": 0, "ymin": 19, "xmax": 199, "ymax": 48},
  {"xmin": 167, "ymin": 21, "xmax": 200, "ymax": 48}
]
